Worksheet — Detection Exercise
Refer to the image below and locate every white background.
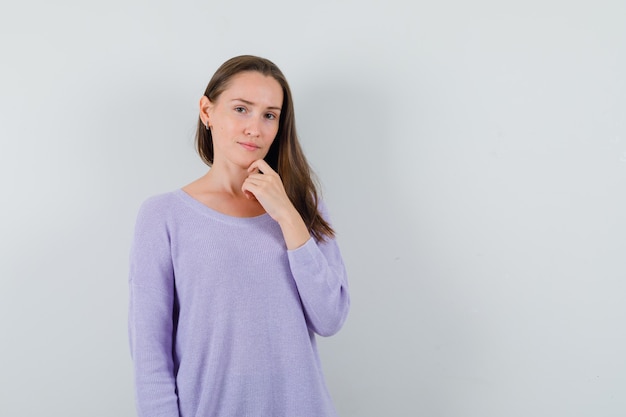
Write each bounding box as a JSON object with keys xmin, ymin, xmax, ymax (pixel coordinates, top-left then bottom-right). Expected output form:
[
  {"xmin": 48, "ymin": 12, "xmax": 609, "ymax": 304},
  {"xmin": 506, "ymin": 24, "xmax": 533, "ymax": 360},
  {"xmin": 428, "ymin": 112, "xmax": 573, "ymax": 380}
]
[{"xmin": 1, "ymin": 1, "xmax": 625, "ymax": 416}]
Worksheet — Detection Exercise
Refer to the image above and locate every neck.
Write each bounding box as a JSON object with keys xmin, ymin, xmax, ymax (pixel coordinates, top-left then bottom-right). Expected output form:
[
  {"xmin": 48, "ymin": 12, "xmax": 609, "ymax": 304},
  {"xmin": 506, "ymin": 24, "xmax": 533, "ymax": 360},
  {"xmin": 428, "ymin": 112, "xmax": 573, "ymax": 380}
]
[{"xmin": 201, "ymin": 162, "xmax": 250, "ymax": 197}]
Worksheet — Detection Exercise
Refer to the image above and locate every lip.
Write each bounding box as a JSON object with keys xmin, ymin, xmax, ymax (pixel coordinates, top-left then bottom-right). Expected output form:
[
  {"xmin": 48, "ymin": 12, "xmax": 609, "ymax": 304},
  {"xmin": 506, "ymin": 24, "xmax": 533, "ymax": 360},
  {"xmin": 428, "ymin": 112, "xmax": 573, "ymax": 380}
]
[{"xmin": 238, "ymin": 142, "xmax": 260, "ymax": 151}]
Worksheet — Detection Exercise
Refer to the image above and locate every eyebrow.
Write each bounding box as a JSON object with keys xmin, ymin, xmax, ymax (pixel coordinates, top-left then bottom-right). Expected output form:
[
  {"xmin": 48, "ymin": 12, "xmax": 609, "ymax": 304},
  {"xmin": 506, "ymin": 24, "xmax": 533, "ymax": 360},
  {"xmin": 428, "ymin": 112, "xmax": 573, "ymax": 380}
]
[{"xmin": 232, "ymin": 98, "xmax": 281, "ymax": 111}]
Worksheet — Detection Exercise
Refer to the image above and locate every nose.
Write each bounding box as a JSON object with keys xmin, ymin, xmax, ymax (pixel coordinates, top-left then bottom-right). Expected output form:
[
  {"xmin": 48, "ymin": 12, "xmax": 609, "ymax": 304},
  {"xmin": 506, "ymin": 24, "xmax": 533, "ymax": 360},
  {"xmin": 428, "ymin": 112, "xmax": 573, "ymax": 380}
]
[{"xmin": 244, "ymin": 116, "xmax": 262, "ymax": 137}]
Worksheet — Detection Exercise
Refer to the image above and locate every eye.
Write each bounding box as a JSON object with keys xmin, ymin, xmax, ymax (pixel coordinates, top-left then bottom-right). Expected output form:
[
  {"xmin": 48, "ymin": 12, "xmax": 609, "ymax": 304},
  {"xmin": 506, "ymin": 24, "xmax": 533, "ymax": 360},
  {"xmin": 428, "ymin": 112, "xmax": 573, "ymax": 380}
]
[
  {"xmin": 234, "ymin": 106, "xmax": 246, "ymax": 113},
  {"xmin": 265, "ymin": 113, "xmax": 277, "ymax": 120}
]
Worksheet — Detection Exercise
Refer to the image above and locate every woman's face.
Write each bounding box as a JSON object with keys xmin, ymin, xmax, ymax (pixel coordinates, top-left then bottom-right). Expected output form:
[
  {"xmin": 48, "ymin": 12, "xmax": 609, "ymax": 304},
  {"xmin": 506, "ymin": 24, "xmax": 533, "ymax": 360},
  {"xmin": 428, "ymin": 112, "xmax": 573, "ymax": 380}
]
[{"xmin": 203, "ymin": 71, "xmax": 283, "ymax": 170}]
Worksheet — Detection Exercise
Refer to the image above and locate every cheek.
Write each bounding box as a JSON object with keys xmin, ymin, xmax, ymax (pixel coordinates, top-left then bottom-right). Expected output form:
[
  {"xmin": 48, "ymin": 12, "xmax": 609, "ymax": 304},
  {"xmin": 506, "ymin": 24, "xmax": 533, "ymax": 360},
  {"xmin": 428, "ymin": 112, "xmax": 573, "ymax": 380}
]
[
  {"xmin": 266, "ymin": 122, "xmax": 280, "ymax": 137},
  {"xmin": 213, "ymin": 118, "xmax": 232, "ymax": 135}
]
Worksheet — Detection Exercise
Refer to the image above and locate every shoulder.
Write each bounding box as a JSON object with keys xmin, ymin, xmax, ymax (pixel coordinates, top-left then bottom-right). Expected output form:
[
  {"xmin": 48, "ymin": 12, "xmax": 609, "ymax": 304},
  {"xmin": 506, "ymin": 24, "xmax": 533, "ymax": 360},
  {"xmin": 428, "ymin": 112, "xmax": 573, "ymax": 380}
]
[
  {"xmin": 316, "ymin": 196, "xmax": 334, "ymax": 222},
  {"xmin": 135, "ymin": 190, "xmax": 182, "ymax": 225},
  {"xmin": 139, "ymin": 190, "xmax": 179, "ymax": 211}
]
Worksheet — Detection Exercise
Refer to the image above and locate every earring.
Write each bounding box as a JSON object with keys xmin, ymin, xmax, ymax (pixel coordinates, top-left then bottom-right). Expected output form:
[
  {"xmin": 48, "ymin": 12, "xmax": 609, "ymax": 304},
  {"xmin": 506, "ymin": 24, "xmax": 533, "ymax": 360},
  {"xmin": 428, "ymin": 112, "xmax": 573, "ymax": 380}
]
[{"xmin": 205, "ymin": 122, "xmax": 210, "ymax": 130}]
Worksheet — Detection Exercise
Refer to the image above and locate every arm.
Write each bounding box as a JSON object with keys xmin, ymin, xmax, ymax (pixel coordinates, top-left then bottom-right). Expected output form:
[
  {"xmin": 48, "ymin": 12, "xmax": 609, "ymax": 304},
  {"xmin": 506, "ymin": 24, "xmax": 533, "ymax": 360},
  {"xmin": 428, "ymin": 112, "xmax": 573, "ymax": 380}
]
[
  {"xmin": 286, "ymin": 202, "xmax": 350, "ymax": 337},
  {"xmin": 242, "ymin": 160, "xmax": 350, "ymax": 336},
  {"xmin": 128, "ymin": 199, "xmax": 180, "ymax": 417}
]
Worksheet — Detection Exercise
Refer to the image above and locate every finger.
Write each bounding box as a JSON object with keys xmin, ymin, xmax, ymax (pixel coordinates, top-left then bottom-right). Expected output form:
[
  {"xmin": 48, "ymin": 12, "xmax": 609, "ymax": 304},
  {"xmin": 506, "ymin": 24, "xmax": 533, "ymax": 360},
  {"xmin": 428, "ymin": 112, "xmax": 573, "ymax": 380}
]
[
  {"xmin": 242, "ymin": 176, "xmax": 266, "ymax": 192},
  {"xmin": 248, "ymin": 159, "xmax": 274, "ymax": 175},
  {"xmin": 241, "ymin": 181, "xmax": 257, "ymax": 198},
  {"xmin": 245, "ymin": 173, "xmax": 269, "ymax": 183}
]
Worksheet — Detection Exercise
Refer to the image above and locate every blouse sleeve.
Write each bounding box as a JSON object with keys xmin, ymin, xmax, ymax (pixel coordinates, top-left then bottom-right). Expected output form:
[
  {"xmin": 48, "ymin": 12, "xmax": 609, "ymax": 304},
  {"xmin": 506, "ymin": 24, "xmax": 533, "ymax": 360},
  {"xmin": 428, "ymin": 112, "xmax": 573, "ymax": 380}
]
[
  {"xmin": 287, "ymin": 201, "xmax": 350, "ymax": 337},
  {"xmin": 128, "ymin": 198, "xmax": 180, "ymax": 417}
]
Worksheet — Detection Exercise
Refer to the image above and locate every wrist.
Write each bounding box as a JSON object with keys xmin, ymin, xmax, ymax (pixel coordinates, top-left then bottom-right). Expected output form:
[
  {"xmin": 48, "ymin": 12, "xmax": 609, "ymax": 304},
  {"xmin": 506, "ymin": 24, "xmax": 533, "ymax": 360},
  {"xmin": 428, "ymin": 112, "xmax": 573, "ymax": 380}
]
[{"xmin": 277, "ymin": 208, "xmax": 310, "ymax": 250}]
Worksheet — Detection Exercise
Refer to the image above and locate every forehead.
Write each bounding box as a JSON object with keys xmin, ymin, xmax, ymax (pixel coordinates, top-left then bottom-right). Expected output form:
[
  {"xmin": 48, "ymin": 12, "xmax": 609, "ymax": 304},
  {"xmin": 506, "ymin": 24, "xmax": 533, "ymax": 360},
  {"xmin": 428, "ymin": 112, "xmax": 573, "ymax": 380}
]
[{"xmin": 220, "ymin": 71, "xmax": 283, "ymax": 106}]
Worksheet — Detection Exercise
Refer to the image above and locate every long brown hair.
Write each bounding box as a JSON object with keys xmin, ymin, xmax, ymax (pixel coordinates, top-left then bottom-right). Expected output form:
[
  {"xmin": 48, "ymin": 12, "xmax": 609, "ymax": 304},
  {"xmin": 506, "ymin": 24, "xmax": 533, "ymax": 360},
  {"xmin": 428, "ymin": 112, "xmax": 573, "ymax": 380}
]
[{"xmin": 195, "ymin": 55, "xmax": 334, "ymax": 241}]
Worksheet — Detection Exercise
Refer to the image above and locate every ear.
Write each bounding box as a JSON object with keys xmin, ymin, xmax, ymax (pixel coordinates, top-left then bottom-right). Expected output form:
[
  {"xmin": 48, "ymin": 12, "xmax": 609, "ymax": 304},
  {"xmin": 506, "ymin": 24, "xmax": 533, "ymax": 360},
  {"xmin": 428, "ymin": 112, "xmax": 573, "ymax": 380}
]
[{"xmin": 199, "ymin": 96, "xmax": 213, "ymax": 128}]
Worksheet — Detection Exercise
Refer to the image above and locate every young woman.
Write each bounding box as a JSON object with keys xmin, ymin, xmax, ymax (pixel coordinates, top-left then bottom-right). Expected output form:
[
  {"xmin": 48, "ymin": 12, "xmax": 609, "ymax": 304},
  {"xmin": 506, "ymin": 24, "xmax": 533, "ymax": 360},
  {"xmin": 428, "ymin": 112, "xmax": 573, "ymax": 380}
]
[{"xmin": 128, "ymin": 55, "xmax": 350, "ymax": 417}]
